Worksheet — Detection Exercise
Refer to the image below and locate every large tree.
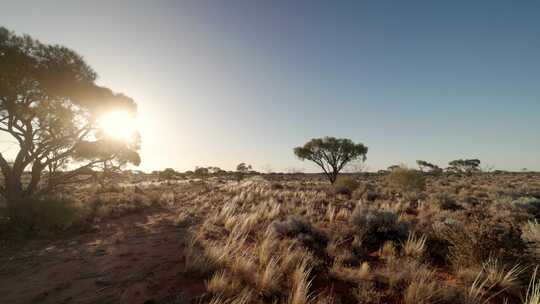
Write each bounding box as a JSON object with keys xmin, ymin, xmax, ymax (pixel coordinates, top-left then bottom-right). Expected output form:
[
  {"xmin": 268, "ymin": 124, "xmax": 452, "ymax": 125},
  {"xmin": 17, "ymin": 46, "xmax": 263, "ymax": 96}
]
[
  {"xmin": 294, "ymin": 137, "xmax": 368, "ymax": 183},
  {"xmin": 0, "ymin": 27, "xmax": 140, "ymax": 202}
]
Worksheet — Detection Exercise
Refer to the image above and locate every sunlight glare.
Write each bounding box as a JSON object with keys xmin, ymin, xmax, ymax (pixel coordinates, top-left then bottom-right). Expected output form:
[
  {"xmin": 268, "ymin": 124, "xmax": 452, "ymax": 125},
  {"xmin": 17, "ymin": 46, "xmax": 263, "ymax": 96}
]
[{"xmin": 99, "ymin": 111, "xmax": 137, "ymax": 141}]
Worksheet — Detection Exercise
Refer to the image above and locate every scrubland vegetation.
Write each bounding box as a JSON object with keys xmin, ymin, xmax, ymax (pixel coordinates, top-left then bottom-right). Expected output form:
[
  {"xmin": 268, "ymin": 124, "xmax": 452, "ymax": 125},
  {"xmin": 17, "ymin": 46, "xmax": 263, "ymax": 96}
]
[
  {"xmin": 5, "ymin": 170, "xmax": 537, "ymax": 303},
  {"xmin": 169, "ymin": 171, "xmax": 540, "ymax": 304}
]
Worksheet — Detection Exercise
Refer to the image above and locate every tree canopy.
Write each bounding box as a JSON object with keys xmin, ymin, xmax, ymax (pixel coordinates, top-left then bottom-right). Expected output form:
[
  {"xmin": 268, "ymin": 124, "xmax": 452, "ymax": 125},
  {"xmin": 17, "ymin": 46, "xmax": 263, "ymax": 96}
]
[
  {"xmin": 416, "ymin": 160, "xmax": 442, "ymax": 173},
  {"xmin": 0, "ymin": 27, "xmax": 140, "ymax": 201},
  {"xmin": 294, "ymin": 137, "xmax": 368, "ymax": 183},
  {"xmin": 236, "ymin": 163, "xmax": 252, "ymax": 173},
  {"xmin": 447, "ymin": 159, "xmax": 481, "ymax": 174}
]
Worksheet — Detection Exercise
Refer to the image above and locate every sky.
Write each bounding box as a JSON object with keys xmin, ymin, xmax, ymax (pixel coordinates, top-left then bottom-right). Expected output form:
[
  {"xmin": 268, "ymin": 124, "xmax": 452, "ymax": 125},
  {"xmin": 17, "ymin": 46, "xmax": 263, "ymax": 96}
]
[{"xmin": 1, "ymin": 0, "xmax": 539, "ymax": 172}]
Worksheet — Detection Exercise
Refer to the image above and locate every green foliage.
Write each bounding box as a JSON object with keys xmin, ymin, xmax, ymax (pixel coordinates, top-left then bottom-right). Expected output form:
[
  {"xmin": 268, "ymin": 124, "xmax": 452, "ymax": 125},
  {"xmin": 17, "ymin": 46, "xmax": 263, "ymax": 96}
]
[
  {"xmin": 350, "ymin": 203, "xmax": 409, "ymax": 251},
  {"xmin": 447, "ymin": 159, "xmax": 481, "ymax": 174},
  {"xmin": 434, "ymin": 216, "xmax": 528, "ymax": 267},
  {"xmin": 0, "ymin": 27, "xmax": 140, "ymax": 200},
  {"xmin": 294, "ymin": 137, "xmax": 368, "ymax": 183},
  {"xmin": 271, "ymin": 216, "xmax": 328, "ymax": 251},
  {"xmin": 6, "ymin": 195, "xmax": 81, "ymax": 234},
  {"xmin": 416, "ymin": 160, "xmax": 442, "ymax": 174},
  {"xmin": 194, "ymin": 166, "xmax": 209, "ymax": 177},
  {"xmin": 386, "ymin": 166, "xmax": 426, "ymax": 194},
  {"xmin": 333, "ymin": 176, "xmax": 359, "ymax": 195},
  {"xmin": 236, "ymin": 163, "xmax": 252, "ymax": 173},
  {"xmin": 235, "ymin": 162, "xmax": 252, "ymax": 182}
]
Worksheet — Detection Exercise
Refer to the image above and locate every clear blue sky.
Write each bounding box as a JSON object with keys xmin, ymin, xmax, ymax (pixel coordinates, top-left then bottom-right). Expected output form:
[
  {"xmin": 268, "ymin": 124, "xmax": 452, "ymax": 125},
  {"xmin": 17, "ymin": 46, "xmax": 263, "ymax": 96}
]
[{"xmin": 1, "ymin": 1, "xmax": 539, "ymax": 172}]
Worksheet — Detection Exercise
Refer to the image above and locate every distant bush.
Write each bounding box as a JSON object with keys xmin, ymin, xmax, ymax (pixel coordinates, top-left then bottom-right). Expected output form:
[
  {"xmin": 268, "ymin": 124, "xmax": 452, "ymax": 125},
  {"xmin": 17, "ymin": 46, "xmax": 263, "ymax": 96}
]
[
  {"xmin": 159, "ymin": 168, "xmax": 179, "ymax": 181},
  {"xmin": 7, "ymin": 195, "xmax": 81, "ymax": 234},
  {"xmin": 386, "ymin": 166, "xmax": 426, "ymax": 194},
  {"xmin": 333, "ymin": 176, "xmax": 359, "ymax": 195}
]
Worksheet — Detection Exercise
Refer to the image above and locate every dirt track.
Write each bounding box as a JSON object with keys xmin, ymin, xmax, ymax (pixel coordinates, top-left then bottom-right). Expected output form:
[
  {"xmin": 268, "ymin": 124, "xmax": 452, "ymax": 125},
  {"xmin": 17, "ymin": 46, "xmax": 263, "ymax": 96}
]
[{"xmin": 0, "ymin": 207, "xmax": 205, "ymax": 304}]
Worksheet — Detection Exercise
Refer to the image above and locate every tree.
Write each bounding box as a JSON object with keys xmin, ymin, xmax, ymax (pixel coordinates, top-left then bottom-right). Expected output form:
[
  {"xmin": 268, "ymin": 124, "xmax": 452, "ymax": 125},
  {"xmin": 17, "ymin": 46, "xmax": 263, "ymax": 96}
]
[
  {"xmin": 159, "ymin": 168, "xmax": 178, "ymax": 181},
  {"xmin": 343, "ymin": 159, "xmax": 369, "ymax": 174},
  {"xmin": 236, "ymin": 162, "xmax": 252, "ymax": 173},
  {"xmin": 294, "ymin": 137, "xmax": 368, "ymax": 184},
  {"xmin": 0, "ymin": 27, "xmax": 140, "ymax": 202},
  {"xmin": 387, "ymin": 165, "xmax": 400, "ymax": 171},
  {"xmin": 207, "ymin": 166, "xmax": 222, "ymax": 175},
  {"xmin": 194, "ymin": 166, "xmax": 209, "ymax": 178},
  {"xmin": 416, "ymin": 160, "xmax": 442, "ymax": 174},
  {"xmin": 235, "ymin": 162, "xmax": 252, "ymax": 182},
  {"xmin": 447, "ymin": 159, "xmax": 481, "ymax": 174}
]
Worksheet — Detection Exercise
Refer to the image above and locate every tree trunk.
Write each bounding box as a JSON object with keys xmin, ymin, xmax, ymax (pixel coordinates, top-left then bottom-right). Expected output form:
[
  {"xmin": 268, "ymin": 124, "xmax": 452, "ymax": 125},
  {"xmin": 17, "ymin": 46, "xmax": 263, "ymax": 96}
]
[
  {"xmin": 26, "ymin": 162, "xmax": 44, "ymax": 196},
  {"xmin": 3, "ymin": 174, "xmax": 25, "ymax": 206}
]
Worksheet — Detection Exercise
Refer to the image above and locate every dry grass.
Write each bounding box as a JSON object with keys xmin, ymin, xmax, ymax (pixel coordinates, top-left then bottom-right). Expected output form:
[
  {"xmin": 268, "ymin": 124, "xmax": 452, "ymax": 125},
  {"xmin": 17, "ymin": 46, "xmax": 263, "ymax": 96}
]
[
  {"xmin": 9, "ymin": 172, "xmax": 539, "ymax": 303},
  {"xmin": 178, "ymin": 173, "xmax": 540, "ymax": 303},
  {"xmin": 288, "ymin": 259, "xmax": 313, "ymax": 304},
  {"xmin": 403, "ymin": 232, "xmax": 427, "ymax": 259},
  {"xmin": 525, "ymin": 267, "xmax": 540, "ymax": 304},
  {"xmin": 404, "ymin": 275, "xmax": 440, "ymax": 304}
]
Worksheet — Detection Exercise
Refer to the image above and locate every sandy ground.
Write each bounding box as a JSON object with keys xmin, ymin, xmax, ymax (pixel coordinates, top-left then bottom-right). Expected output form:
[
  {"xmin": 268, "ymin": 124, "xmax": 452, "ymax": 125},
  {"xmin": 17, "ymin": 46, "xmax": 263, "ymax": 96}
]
[{"xmin": 0, "ymin": 207, "xmax": 205, "ymax": 304}]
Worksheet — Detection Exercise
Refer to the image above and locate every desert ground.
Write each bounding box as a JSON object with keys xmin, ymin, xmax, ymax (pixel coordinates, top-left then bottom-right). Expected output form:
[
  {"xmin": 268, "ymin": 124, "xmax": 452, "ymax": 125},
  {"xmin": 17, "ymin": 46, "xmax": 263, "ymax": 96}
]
[{"xmin": 1, "ymin": 171, "xmax": 540, "ymax": 304}]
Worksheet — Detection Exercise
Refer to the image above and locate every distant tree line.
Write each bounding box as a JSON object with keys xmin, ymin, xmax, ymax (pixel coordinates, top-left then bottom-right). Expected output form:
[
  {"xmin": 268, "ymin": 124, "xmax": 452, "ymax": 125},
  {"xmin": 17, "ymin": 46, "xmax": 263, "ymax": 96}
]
[{"xmin": 156, "ymin": 163, "xmax": 256, "ymax": 181}]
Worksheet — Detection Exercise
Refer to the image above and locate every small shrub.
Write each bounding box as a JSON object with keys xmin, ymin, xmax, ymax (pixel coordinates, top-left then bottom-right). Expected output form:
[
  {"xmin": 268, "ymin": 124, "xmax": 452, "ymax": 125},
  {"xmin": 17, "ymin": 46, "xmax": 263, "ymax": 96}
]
[
  {"xmin": 271, "ymin": 216, "xmax": 327, "ymax": 252},
  {"xmin": 386, "ymin": 166, "xmax": 426, "ymax": 194},
  {"xmin": 434, "ymin": 217, "xmax": 527, "ymax": 268},
  {"xmin": 482, "ymin": 257, "xmax": 525, "ymax": 291},
  {"xmin": 522, "ymin": 220, "xmax": 540, "ymax": 258},
  {"xmin": 354, "ymin": 281, "xmax": 382, "ymax": 304},
  {"xmin": 350, "ymin": 203, "xmax": 409, "ymax": 251},
  {"xmin": 333, "ymin": 176, "xmax": 359, "ymax": 195},
  {"xmin": 513, "ymin": 197, "xmax": 540, "ymax": 217},
  {"xmin": 433, "ymin": 192, "xmax": 461, "ymax": 210},
  {"xmin": 404, "ymin": 275, "xmax": 441, "ymax": 304},
  {"xmin": 403, "ymin": 233, "xmax": 427, "ymax": 260},
  {"xmin": 7, "ymin": 195, "xmax": 81, "ymax": 234}
]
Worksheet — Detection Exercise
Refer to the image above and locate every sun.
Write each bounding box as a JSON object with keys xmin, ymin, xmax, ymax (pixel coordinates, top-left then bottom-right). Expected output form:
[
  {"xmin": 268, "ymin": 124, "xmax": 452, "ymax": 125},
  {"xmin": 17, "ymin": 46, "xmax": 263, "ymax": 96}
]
[{"xmin": 99, "ymin": 111, "xmax": 137, "ymax": 141}]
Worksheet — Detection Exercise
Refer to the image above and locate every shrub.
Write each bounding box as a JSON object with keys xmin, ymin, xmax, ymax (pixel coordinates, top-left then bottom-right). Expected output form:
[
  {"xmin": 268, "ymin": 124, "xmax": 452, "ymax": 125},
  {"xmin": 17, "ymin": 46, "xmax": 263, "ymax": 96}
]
[
  {"xmin": 386, "ymin": 166, "xmax": 426, "ymax": 194},
  {"xmin": 433, "ymin": 192, "xmax": 461, "ymax": 210},
  {"xmin": 512, "ymin": 197, "xmax": 540, "ymax": 217},
  {"xmin": 333, "ymin": 176, "xmax": 359, "ymax": 195},
  {"xmin": 271, "ymin": 216, "xmax": 328, "ymax": 253},
  {"xmin": 434, "ymin": 216, "xmax": 528, "ymax": 268},
  {"xmin": 7, "ymin": 195, "xmax": 81, "ymax": 234},
  {"xmin": 350, "ymin": 203, "xmax": 409, "ymax": 251},
  {"xmin": 403, "ymin": 233, "xmax": 427, "ymax": 260},
  {"xmin": 404, "ymin": 275, "xmax": 441, "ymax": 304},
  {"xmin": 522, "ymin": 220, "xmax": 540, "ymax": 258}
]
